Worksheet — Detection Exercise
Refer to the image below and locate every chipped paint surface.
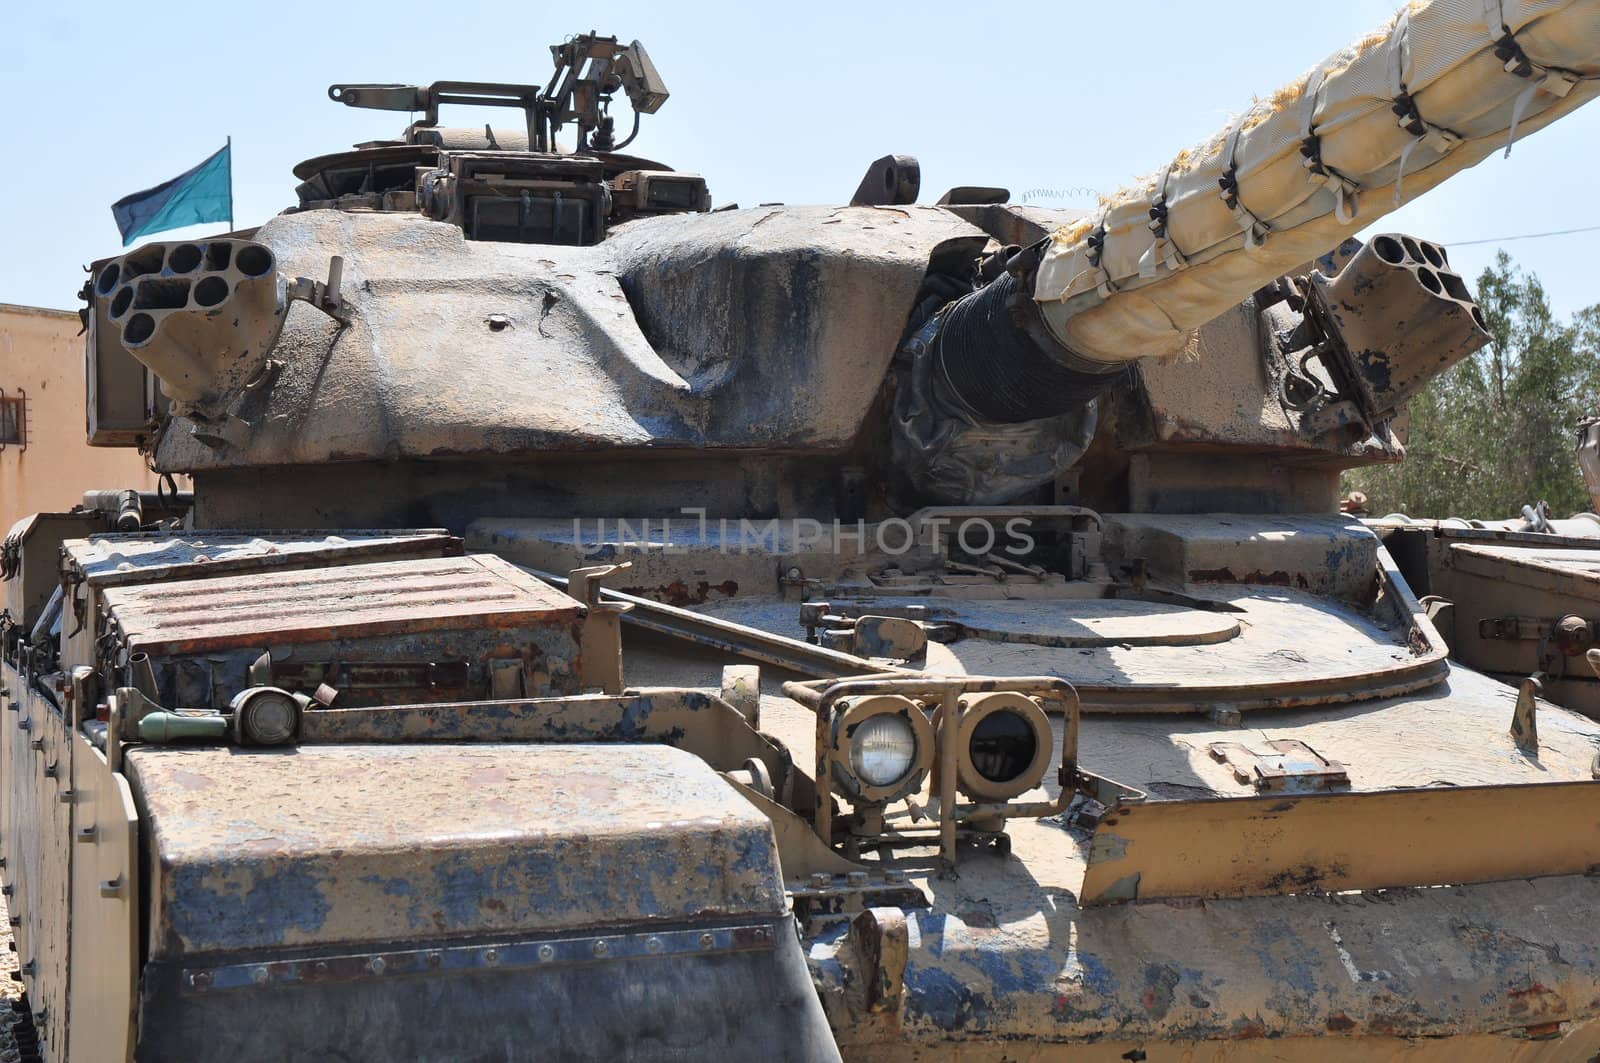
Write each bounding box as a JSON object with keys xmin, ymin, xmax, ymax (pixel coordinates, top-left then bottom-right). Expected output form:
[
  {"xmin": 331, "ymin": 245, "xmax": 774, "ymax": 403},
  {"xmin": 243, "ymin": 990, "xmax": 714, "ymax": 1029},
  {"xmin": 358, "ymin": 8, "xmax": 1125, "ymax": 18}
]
[
  {"xmin": 63, "ymin": 529, "xmax": 459, "ymax": 587},
  {"xmin": 99, "ymin": 553, "xmax": 584, "ymax": 705},
  {"xmin": 296, "ymin": 688, "xmax": 796, "ymax": 794},
  {"xmin": 680, "ymin": 654, "xmax": 1600, "ymax": 1053},
  {"xmin": 1080, "ymin": 780, "xmax": 1600, "ymax": 903},
  {"xmin": 150, "ymin": 206, "xmax": 986, "ymax": 474},
  {"xmin": 816, "ymin": 872, "xmax": 1600, "ymax": 1051},
  {"xmin": 126, "ymin": 743, "xmax": 784, "ymax": 957},
  {"xmin": 99, "ymin": 553, "xmax": 576, "ymax": 653}
]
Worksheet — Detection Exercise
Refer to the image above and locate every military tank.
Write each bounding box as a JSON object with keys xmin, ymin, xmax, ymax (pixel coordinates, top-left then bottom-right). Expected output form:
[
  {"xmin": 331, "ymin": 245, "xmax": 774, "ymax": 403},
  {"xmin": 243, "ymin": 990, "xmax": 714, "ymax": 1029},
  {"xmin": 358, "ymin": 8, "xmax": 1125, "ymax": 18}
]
[{"xmin": 6, "ymin": 6, "xmax": 1600, "ymax": 1058}]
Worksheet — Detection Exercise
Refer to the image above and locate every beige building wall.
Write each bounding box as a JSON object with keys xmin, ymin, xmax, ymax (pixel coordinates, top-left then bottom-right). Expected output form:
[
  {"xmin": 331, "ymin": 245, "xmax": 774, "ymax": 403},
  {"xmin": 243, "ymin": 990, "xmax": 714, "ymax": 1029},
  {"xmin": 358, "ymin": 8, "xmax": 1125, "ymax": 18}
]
[{"xmin": 0, "ymin": 304, "xmax": 164, "ymax": 531}]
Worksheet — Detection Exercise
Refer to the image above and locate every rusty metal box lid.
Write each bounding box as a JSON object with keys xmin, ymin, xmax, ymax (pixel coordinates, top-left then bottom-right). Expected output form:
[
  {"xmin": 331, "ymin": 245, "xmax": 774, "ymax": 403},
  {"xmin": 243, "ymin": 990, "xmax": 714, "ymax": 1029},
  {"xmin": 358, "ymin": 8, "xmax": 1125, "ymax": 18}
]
[
  {"xmin": 100, "ymin": 553, "xmax": 581, "ymax": 656},
  {"xmin": 64, "ymin": 528, "xmax": 462, "ymax": 588},
  {"xmin": 126, "ymin": 743, "xmax": 785, "ymax": 957},
  {"xmin": 1451, "ymin": 544, "xmax": 1600, "ymax": 604}
]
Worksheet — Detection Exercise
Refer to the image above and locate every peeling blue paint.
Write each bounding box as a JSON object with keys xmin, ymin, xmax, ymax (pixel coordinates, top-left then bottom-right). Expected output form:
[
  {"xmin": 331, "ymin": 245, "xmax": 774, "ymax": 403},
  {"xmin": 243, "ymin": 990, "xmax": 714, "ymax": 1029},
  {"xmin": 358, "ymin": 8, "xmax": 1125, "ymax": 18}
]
[
  {"xmin": 618, "ymin": 697, "xmax": 653, "ymax": 740},
  {"xmin": 360, "ymin": 874, "xmax": 419, "ymax": 899},
  {"xmin": 1249, "ymin": 920, "xmax": 1321, "ymax": 999},
  {"xmin": 1079, "ymin": 951, "xmax": 1115, "ymax": 997},
  {"xmin": 905, "ymin": 963, "xmax": 991, "ymax": 1028},
  {"xmin": 167, "ymin": 862, "xmax": 332, "ymax": 951},
  {"xmin": 977, "ymin": 944, "xmax": 1051, "ymax": 999}
]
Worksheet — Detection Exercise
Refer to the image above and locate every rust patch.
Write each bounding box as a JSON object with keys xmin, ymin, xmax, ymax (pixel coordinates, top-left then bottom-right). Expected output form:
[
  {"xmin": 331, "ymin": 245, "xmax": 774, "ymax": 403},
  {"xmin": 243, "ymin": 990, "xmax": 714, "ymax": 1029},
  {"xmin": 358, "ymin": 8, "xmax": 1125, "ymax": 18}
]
[
  {"xmin": 1229, "ymin": 1018, "xmax": 1268, "ymax": 1039},
  {"xmin": 1260, "ymin": 862, "xmax": 1345, "ymax": 893},
  {"xmin": 1325, "ymin": 1012, "xmax": 1356, "ymax": 1032},
  {"xmin": 1507, "ymin": 981, "xmax": 1566, "ymax": 1019},
  {"xmin": 620, "ymin": 580, "xmax": 739, "ymax": 607},
  {"xmin": 1188, "ymin": 568, "xmax": 1307, "ymax": 588}
]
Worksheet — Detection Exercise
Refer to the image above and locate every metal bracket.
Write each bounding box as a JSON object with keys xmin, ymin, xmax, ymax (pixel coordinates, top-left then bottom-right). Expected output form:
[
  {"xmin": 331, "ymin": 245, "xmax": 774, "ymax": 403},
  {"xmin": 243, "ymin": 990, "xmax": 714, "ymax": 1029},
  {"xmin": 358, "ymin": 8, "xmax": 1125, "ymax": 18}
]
[
  {"xmin": 285, "ymin": 256, "xmax": 347, "ymax": 323},
  {"xmin": 1512, "ymin": 674, "xmax": 1542, "ymax": 753},
  {"xmin": 783, "ymin": 674, "xmax": 1110, "ymax": 870},
  {"xmin": 567, "ymin": 561, "xmax": 633, "ymax": 696},
  {"xmin": 813, "ymin": 613, "xmax": 929, "ymax": 665},
  {"xmin": 846, "ymin": 907, "xmax": 908, "ymax": 1015},
  {"xmin": 1208, "ymin": 739, "xmax": 1350, "ymax": 793}
]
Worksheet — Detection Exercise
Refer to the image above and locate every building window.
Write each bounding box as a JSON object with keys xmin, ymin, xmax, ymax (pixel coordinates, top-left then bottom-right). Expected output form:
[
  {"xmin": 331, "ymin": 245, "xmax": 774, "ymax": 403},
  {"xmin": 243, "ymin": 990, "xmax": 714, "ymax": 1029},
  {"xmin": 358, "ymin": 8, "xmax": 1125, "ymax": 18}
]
[{"xmin": 0, "ymin": 392, "xmax": 23, "ymax": 448}]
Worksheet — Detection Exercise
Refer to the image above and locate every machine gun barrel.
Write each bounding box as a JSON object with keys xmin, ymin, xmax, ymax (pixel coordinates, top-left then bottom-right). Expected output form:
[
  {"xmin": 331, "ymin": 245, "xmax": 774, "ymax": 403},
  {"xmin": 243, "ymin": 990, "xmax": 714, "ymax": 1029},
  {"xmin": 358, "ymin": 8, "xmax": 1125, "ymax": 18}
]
[{"xmin": 934, "ymin": 0, "xmax": 1600, "ymax": 422}]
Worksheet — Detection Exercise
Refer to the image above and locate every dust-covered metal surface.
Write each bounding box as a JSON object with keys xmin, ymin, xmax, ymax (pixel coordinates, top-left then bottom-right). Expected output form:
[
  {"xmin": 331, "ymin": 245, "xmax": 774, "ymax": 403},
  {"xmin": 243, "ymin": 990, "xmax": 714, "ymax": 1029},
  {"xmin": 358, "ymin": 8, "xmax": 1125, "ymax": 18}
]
[
  {"xmin": 134, "ymin": 909, "xmax": 842, "ymax": 1062},
  {"xmin": 680, "ymin": 580, "xmax": 1446, "ymax": 714},
  {"xmin": 100, "ymin": 553, "xmax": 573, "ymax": 652},
  {"xmin": 125, "ymin": 742, "xmax": 785, "ymax": 957},
  {"xmin": 812, "ymin": 871, "xmax": 1600, "ymax": 1055},
  {"xmin": 705, "ymin": 667, "xmax": 1600, "ymax": 1054},
  {"xmin": 1451, "ymin": 543, "xmax": 1600, "ymax": 594},
  {"xmin": 17, "ymin": 7, "xmax": 1600, "ymax": 1059},
  {"xmin": 1080, "ymin": 780, "xmax": 1600, "ymax": 904},
  {"xmin": 97, "ymin": 553, "xmax": 584, "ymax": 705},
  {"xmin": 63, "ymin": 529, "xmax": 460, "ymax": 587},
  {"xmin": 149, "ymin": 205, "xmax": 985, "ymax": 473},
  {"xmin": 1385, "ymin": 527, "xmax": 1600, "ymax": 715},
  {"xmin": 67, "ymin": 731, "xmax": 139, "ymax": 1063},
  {"xmin": 295, "ymin": 687, "xmax": 798, "ymax": 804},
  {"xmin": 1108, "ymin": 514, "xmax": 1381, "ymax": 602}
]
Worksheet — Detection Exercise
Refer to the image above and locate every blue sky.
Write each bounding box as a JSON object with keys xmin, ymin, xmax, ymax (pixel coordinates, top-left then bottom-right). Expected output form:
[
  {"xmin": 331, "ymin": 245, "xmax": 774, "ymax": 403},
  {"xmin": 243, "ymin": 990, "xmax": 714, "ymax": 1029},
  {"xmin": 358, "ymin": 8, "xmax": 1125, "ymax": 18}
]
[{"xmin": 5, "ymin": 0, "xmax": 1597, "ymax": 319}]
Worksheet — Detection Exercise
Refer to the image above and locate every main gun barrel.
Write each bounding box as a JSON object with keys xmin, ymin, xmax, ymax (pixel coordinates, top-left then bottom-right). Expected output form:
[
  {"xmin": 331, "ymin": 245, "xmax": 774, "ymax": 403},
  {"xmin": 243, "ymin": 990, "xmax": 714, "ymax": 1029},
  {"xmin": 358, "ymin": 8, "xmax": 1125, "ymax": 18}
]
[{"xmin": 935, "ymin": 0, "xmax": 1600, "ymax": 422}]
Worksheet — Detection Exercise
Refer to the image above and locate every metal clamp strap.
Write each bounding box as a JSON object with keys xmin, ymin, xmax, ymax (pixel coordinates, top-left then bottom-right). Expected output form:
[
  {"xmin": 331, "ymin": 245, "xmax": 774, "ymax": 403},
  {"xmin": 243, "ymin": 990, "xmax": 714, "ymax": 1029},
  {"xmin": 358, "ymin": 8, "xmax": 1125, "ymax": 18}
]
[
  {"xmin": 1138, "ymin": 164, "xmax": 1189, "ymax": 278},
  {"xmin": 1218, "ymin": 114, "xmax": 1270, "ymax": 250},
  {"xmin": 1297, "ymin": 67, "xmax": 1361, "ymax": 224}
]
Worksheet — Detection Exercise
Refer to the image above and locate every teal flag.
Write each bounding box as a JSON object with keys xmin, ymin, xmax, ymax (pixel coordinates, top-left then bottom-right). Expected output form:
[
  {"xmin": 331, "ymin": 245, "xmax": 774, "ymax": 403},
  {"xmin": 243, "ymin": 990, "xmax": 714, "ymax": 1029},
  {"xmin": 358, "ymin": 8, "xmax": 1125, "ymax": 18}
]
[{"xmin": 112, "ymin": 141, "xmax": 232, "ymax": 246}]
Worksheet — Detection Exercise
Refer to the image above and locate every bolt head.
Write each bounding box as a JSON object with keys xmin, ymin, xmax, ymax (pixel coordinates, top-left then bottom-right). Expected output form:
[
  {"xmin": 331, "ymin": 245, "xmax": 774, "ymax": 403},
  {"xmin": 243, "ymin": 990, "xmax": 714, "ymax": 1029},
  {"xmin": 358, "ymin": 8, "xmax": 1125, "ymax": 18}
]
[
  {"xmin": 592, "ymin": 940, "xmax": 609, "ymax": 958},
  {"xmin": 536, "ymin": 944, "xmax": 555, "ymax": 962},
  {"xmin": 699, "ymin": 932, "xmax": 715, "ymax": 950}
]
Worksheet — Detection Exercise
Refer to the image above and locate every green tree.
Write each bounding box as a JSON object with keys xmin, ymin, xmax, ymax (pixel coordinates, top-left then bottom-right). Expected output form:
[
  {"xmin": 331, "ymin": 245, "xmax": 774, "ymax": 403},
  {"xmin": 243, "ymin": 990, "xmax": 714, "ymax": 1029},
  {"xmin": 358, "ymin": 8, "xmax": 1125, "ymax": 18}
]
[{"xmin": 1345, "ymin": 251, "xmax": 1600, "ymax": 518}]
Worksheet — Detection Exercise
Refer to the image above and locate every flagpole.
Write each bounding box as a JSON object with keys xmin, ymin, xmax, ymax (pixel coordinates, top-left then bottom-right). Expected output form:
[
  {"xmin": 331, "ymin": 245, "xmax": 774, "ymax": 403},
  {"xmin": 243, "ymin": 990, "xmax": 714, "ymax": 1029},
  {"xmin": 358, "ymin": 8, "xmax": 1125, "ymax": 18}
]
[{"xmin": 226, "ymin": 135, "xmax": 234, "ymax": 233}]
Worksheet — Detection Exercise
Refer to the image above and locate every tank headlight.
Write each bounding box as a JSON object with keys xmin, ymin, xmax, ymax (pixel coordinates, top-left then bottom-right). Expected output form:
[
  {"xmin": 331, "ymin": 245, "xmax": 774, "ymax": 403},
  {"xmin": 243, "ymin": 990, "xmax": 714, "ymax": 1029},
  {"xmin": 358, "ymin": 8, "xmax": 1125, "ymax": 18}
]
[
  {"xmin": 956, "ymin": 692, "xmax": 1052, "ymax": 801},
  {"xmin": 829, "ymin": 695, "xmax": 935, "ymax": 803},
  {"xmin": 850, "ymin": 714, "xmax": 917, "ymax": 787}
]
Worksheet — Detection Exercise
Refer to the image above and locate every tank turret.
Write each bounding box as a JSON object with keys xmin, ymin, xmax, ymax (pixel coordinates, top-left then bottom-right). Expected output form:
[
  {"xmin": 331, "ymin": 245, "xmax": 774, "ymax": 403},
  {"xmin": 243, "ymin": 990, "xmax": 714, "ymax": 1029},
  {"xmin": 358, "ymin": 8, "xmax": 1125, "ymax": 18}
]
[{"xmin": 77, "ymin": 4, "xmax": 1600, "ymax": 525}]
